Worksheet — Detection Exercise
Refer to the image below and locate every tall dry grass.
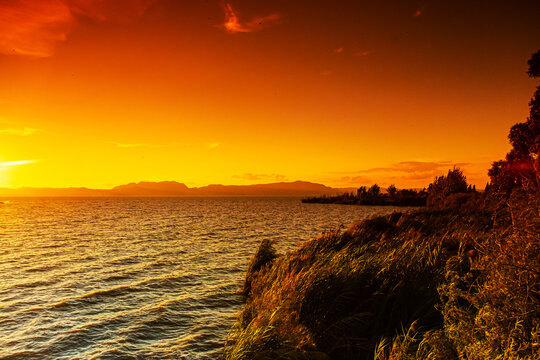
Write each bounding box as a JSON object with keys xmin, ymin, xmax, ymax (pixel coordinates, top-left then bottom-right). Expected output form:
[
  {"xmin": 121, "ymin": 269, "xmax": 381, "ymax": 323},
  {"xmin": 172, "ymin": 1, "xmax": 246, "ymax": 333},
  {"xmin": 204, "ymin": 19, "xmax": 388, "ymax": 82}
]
[{"xmin": 224, "ymin": 193, "xmax": 524, "ymax": 359}]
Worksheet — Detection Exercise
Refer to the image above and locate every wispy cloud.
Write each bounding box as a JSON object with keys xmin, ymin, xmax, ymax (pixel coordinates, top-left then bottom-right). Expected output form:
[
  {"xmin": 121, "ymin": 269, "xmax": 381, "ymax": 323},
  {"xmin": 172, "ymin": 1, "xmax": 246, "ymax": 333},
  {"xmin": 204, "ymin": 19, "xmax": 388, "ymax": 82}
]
[
  {"xmin": 356, "ymin": 50, "xmax": 375, "ymax": 57},
  {"xmin": 332, "ymin": 161, "xmax": 469, "ymax": 183},
  {"xmin": 223, "ymin": 3, "xmax": 280, "ymax": 34},
  {"xmin": 207, "ymin": 142, "xmax": 220, "ymax": 149},
  {"xmin": 234, "ymin": 173, "xmax": 287, "ymax": 182},
  {"xmin": 0, "ymin": 0, "xmax": 159, "ymax": 57},
  {"xmin": 334, "ymin": 47, "xmax": 344, "ymax": 54},
  {"xmin": 0, "ymin": 160, "xmax": 36, "ymax": 166},
  {"xmin": 338, "ymin": 161, "xmax": 467, "ymax": 174},
  {"xmin": 413, "ymin": 8, "xmax": 423, "ymax": 17},
  {"xmin": 0, "ymin": 127, "xmax": 39, "ymax": 136},
  {"xmin": 0, "ymin": 0, "xmax": 72, "ymax": 57},
  {"xmin": 335, "ymin": 175, "xmax": 373, "ymax": 186},
  {"xmin": 326, "ymin": 160, "xmax": 486, "ymax": 188}
]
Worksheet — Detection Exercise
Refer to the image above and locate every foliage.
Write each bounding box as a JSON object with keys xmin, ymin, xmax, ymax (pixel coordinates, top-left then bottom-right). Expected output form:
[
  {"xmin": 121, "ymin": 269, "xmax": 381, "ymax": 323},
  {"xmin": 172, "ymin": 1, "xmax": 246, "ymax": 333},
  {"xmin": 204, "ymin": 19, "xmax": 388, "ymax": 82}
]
[
  {"xmin": 379, "ymin": 189, "xmax": 539, "ymax": 360},
  {"xmin": 427, "ymin": 168, "xmax": 470, "ymax": 207},
  {"xmin": 387, "ymin": 184, "xmax": 397, "ymax": 199},
  {"xmin": 527, "ymin": 49, "xmax": 540, "ymax": 77},
  {"xmin": 226, "ymin": 191, "xmax": 538, "ymax": 359},
  {"xmin": 302, "ymin": 185, "xmax": 427, "ymax": 206},
  {"xmin": 224, "ymin": 204, "xmax": 498, "ymax": 359},
  {"xmin": 489, "ymin": 49, "xmax": 540, "ymax": 194}
]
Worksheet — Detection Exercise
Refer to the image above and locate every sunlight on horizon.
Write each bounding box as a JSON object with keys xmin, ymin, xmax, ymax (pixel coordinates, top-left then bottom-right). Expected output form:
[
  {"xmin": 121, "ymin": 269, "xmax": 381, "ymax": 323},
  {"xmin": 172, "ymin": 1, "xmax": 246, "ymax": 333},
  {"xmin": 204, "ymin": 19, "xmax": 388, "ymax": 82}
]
[{"xmin": 0, "ymin": 1, "xmax": 538, "ymax": 189}]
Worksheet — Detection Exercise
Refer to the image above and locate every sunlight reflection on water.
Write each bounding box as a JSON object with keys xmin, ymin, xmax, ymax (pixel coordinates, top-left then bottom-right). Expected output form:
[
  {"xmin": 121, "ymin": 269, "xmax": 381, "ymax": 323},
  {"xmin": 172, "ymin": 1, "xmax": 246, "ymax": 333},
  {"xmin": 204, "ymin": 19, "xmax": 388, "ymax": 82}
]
[{"xmin": 0, "ymin": 197, "xmax": 402, "ymax": 359}]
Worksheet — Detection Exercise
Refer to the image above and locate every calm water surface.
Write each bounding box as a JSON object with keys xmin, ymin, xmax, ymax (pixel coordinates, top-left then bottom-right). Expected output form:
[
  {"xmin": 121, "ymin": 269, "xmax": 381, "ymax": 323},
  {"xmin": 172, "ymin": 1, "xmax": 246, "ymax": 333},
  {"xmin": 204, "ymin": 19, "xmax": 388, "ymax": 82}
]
[{"xmin": 0, "ymin": 198, "xmax": 402, "ymax": 359}]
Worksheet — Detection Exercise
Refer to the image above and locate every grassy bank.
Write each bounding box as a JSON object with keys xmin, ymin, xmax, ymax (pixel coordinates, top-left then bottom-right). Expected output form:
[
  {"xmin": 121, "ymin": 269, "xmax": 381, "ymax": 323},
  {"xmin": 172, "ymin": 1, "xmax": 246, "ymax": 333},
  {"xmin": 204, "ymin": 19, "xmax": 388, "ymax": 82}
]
[{"xmin": 224, "ymin": 192, "xmax": 539, "ymax": 359}]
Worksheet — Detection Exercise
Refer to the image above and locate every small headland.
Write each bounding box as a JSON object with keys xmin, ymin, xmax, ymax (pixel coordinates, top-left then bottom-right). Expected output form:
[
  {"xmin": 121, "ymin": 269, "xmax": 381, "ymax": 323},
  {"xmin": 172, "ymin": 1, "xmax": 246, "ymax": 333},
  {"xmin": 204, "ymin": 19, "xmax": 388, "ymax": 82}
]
[{"xmin": 302, "ymin": 184, "xmax": 429, "ymax": 206}]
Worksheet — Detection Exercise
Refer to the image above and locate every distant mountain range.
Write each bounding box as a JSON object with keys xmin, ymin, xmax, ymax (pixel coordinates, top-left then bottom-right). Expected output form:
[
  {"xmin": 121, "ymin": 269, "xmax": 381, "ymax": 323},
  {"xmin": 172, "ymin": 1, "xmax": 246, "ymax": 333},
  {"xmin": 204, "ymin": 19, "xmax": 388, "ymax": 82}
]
[{"xmin": 0, "ymin": 181, "xmax": 357, "ymax": 197}]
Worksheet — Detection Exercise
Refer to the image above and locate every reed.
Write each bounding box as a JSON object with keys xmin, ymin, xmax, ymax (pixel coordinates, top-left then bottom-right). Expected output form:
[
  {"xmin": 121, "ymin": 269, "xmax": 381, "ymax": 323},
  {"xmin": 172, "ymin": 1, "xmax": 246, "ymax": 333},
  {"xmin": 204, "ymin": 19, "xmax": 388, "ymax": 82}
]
[{"xmin": 224, "ymin": 191, "xmax": 539, "ymax": 359}]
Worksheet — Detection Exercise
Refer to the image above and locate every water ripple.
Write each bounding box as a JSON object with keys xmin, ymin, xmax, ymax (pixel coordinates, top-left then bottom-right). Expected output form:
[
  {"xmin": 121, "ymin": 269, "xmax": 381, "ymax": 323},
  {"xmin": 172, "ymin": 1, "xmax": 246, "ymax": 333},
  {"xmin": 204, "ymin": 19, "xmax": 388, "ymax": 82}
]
[{"xmin": 0, "ymin": 197, "xmax": 402, "ymax": 359}]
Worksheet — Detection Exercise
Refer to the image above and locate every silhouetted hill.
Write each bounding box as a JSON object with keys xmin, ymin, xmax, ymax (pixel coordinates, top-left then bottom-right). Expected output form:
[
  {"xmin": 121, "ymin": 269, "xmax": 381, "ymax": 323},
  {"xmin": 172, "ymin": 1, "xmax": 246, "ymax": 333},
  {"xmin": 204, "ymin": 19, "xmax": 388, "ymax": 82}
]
[
  {"xmin": 190, "ymin": 181, "xmax": 350, "ymax": 196},
  {"xmin": 111, "ymin": 181, "xmax": 190, "ymax": 196},
  {"xmin": 0, "ymin": 181, "xmax": 356, "ymax": 197}
]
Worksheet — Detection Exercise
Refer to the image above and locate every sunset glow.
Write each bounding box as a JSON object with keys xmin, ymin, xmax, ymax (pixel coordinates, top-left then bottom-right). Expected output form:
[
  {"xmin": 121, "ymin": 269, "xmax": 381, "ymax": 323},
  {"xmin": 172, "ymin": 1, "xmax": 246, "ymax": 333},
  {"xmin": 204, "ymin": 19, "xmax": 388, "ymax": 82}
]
[{"xmin": 1, "ymin": 0, "xmax": 539, "ymax": 189}]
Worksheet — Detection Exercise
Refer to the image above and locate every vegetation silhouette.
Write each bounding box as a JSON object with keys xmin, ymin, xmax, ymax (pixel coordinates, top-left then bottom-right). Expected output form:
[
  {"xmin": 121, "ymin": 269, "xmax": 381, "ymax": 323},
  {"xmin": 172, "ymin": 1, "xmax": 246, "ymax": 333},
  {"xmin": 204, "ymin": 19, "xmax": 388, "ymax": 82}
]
[
  {"xmin": 302, "ymin": 184, "xmax": 428, "ymax": 206},
  {"xmin": 489, "ymin": 49, "xmax": 540, "ymax": 196},
  {"xmin": 426, "ymin": 168, "xmax": 476, "ymax": 207},
  {"xmin": 224, "ymin": 50, "xmax": 540, "ymax": 359}
]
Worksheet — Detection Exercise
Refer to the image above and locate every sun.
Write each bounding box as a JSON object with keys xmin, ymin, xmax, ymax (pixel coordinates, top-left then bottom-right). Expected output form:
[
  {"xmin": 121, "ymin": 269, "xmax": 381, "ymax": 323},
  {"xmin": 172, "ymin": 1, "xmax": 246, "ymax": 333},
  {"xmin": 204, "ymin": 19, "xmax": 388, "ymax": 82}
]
[{"xmin": 0, "ymin": 160, "xmax": 37, "ymax": 188}]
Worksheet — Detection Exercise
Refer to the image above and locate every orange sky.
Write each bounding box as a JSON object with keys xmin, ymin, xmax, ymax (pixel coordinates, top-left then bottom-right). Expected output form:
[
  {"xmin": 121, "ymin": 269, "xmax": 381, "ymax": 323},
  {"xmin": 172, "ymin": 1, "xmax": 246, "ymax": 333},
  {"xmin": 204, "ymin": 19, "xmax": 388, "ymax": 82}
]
[{"xmin": 0, "ymin": 0, "xmax": 539, "ymax": 189}]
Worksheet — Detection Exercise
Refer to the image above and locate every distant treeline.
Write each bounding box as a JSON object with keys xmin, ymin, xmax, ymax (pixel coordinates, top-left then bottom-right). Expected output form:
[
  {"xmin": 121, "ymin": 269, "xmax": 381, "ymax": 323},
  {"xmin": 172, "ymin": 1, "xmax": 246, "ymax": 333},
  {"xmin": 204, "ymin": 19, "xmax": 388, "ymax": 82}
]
[{"xmin": 302, "ymin": 184, "xmax": 430, "ymax": 206}]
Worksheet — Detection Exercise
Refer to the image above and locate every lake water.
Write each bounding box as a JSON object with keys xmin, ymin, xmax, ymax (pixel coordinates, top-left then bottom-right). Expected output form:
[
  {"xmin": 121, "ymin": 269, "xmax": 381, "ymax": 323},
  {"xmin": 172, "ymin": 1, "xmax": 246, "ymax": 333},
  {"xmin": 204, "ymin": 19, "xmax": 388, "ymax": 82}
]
[{"xmin": 0, "ymin": 198, "xmax": 402, "ymax": 359}]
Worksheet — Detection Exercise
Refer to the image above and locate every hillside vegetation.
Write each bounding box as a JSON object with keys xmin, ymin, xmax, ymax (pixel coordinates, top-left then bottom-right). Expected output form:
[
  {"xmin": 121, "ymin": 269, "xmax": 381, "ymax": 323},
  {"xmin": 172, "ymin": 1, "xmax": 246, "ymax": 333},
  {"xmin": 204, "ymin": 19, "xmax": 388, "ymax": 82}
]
[{"xmin": 223, "ymin": 50, "xmax": 540, "ymax": 359}]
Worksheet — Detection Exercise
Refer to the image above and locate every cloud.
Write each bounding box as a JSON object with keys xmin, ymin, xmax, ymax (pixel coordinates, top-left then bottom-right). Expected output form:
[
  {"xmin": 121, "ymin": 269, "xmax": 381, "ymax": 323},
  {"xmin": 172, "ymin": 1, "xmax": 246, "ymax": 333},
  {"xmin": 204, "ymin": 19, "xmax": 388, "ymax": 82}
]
[
  {"xmin": 413, "ymin": 9, "xmax": 423, "ymax": 17},
  {"xmin": 0, "ymin": 127, "xmax": 39, "ymax": 136},
  {"xmin": 326, "ymin": 160, "xmax": 483, "ymax": 188},
  {"xmin": 207, "ymin": 142, "xmax": 220, "ymax": 149},
  {"xmin": 356, "ymin": 50, "xmax": 375, "ymax": 57},
  {"xmin": 347, "ymin": 161, "xmax": 469, "ymax": 175},
  {"xmin": 223, "ymin": 3, "xmax": 280, "ymax": 34},
  {"xmin": 334, "ymin": 47, "xmax": 344, "ymax": 54},
  {"xmin": 234, "ymin": 173, "xmax": 288, "ymax": 182},
  {"xmin": 0, "ymin": 0, "xmax": 73, "ymax": 57},
  {"xmin": 0, "ymin": 160, "xmax": 36, "ymax": 166},
  {"xmin": 0, "ymin": 0, "xmax": 158, "ymax": 57},
  {"xmin": 331, "ymin": 161, "xmax": 470, "ymax": 184},
  {"xmin": 335, "ymin": 175, "xmax": 373, "ymax": 186}
]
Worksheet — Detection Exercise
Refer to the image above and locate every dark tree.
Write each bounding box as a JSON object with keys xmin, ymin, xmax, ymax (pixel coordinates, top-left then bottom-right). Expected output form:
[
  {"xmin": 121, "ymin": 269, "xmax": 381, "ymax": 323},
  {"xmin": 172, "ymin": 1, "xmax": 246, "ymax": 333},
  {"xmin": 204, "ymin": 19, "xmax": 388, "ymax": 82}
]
[
  {"xmin": 527, "ymin": 49, "xmax": 540, "ymax": 77},
  {"xmin": 427, "ymin": 167, "xmax": 468, "ymax": 206},
  {"xmin": 387, "ymin": 184, "xmax": 397, "ymax": 199},
  {"xmin": 489, "ymin": 49, "xmax": 540, "ymax": 194},
  {"xmin": 368, "ymin": 184, "xmax": 381, "ymax": 197},
  {"xmin": 357, "ymin": 186, "xmax": 367, "ymax": 197}
]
